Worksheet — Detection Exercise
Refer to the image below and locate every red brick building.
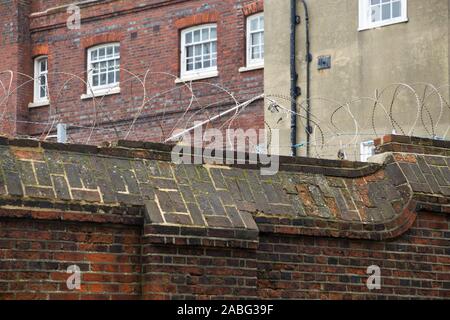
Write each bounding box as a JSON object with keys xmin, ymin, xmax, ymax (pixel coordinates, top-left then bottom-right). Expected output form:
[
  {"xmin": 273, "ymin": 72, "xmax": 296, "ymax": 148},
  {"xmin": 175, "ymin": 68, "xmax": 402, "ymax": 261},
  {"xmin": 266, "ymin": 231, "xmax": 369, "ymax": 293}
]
[{"xmin": 0, "ymin": 0, "xmax": 265, "ymax": 145}]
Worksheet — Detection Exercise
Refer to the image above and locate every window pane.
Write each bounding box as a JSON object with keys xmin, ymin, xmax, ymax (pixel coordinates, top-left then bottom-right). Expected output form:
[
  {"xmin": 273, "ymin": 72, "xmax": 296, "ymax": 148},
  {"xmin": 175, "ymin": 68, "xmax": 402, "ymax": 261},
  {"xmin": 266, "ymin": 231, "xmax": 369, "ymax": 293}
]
[
  {"xmin": 39, "ymin": 75, "xmax": 45, "ymax": 86},
  {"xmin": 392, "ymin": 1, "xmax": 401, "ymax": 18},
  {"xmin": 210, "ymin": 27, "xmax": 217, "ymax": 39},
  {"xmin": 114, "ymin": 45, "xmax": 120, "ymax": 55},
  {"xmin": 186, "ymin": 32, "xmax": 192, "ymax": 44},
  {"xmin": 382, "ymin": 3, "xmax": 391, "ymax": 20},
  {"xmin": 99, "ymin": 48, "xmax": 105, "ymax": 59},
  {"xmin": 100, "ymin": 73, "xmax": 106, "ymax": 85},
  {"xmin": 115, "ymin": 71, "xmax": 120, "ymax": 82},
  {"xmin": 371, "ymin": 5, "xmax": 381, "ymax": 22},
  {"xmin": 252, "ymin": 46, "xmax": 260, "ymax": 59},
  {"xmin": 93, "ymin": 75, "xmax": 99, "ymax": 87},
  {"xmin": 194, "ymin": 44, "xmax": 202, "ymax": 56},
  {"xmin": 250, "ymin": 18, "xmax": 258, "ymax": 31},
  {"xmin": 107, "ymin": 46, "xmax": 113, "ymax": 57},
  {"xmin": 108, "ymin": 72, "xmax": 115, "ymax": 84},
  {"xmin": 194, "ymin": 30, "xmax": 201, "ymax": 42},
  {"xmin": 371, "ymin": 0, "xmax": 380, "ymax": 5},
  {"xmin": 187, "ymin": 46, "xmax": 194, "ymax": 58},
  {"xmin": 202, "ymin": 28, "xmax": 209, "ymax": 41},
  {"xmin": 40, "ymin": 86, "xmax": 46, "ymax": 99},
  {"xmin": 40, "ymin": 59, "xmax": 47, "ymax": 72},
  {"xmin": 92, "ymin": 62, "xmax": 99, "ymax": 74},
  {"xmin": 203, "ymin": 43, "xmax": 210, "ymax": 54},
  {"xmin": 91, "ymin": 50, "xmax": 98, "ymax": 61},
  {"xmin": 252, "ymin": 33, "xmax": 260, "ymax": 46}
]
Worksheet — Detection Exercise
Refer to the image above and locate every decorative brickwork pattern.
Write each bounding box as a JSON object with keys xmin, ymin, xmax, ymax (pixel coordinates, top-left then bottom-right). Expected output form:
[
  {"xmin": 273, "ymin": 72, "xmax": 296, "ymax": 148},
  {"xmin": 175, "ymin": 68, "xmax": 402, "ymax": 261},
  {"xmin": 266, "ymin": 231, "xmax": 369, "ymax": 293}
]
[
  {"xmin": 0, "ymin": 136, "xmax": 448, "ymax": 240},
  {"xmin": 0, "ymin": 135, "xmax": 449, "ymax": 300}
]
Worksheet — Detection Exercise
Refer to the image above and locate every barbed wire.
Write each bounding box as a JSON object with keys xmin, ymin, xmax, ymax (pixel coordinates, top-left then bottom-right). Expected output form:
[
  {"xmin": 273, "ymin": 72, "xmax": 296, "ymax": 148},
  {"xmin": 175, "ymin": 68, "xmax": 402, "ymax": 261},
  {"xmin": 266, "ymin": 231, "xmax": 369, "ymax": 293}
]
[{"xmin": 1, "ymin": 69, "xmax": 449, "ymax": 160}]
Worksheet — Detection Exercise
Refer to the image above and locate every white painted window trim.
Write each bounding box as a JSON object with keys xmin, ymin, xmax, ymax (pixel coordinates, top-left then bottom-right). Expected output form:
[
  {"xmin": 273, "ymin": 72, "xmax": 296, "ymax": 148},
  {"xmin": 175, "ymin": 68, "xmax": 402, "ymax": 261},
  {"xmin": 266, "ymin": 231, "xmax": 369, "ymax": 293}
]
[
  {"xmin": 360, "ymin": 140, "xmax": 376, "ymax": 162},
  {"xmin": 245, "ymin": 12, "xmax": 264, "ymax": 69},
  {"xmin": 239, "ymin": 65, "xmax": 264, "ymax": 73},
  {"xmin": 358, "ymin": 0, "xmax": 408, "ymax": 31},
  {"xmin": 30, "ymin": 56, "xmax": 49, "ymax": 108},
  {"xmin": 179, "ymin": 24, "xmax": 218, "ymax": 82},
  {"xmin": 175, "ymin": 70, "xmax": 219, "ymax": 84},
  {"xmin": 86, "ymin": 43, "xmax": 121, "ymax": 96},
  {"xmin": 81, "ymin": 86, "xmax": 121, "ymax": 100}
]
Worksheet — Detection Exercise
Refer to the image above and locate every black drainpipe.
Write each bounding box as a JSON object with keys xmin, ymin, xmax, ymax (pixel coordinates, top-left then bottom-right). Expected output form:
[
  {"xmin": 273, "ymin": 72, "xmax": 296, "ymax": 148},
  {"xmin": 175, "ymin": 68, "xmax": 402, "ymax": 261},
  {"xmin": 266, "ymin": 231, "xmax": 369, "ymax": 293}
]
[
  {"xmin": 290, "ymin": 0, "xmax": 299, "ymax": 157},
  {"xmin": 301, "ymin": 0, "xmax": 312, "ymax": 157},
  {"xmin": 290, "ymin": 0, "xmax": 311, "ymax": 157}
]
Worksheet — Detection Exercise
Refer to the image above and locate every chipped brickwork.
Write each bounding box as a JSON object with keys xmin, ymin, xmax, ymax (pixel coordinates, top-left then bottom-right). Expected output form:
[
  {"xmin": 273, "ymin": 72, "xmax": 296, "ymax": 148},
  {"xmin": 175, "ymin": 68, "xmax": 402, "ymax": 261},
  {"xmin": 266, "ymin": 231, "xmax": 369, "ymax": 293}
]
[{"xmin": 0, "ymin": 135, "xmax": 449, "ymax": 299}]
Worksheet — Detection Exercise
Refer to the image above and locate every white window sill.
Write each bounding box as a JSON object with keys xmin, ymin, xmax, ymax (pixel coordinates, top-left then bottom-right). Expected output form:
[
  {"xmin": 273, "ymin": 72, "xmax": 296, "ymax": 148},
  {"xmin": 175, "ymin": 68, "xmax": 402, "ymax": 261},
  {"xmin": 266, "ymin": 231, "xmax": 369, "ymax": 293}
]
[
  {"xmin": 175, "ymin": 70, "xmax": 219, "ymax": 84},
  {"xmin": 239, "ymin": 64, "xmax": 264, "ymax": 73},
  {"xmin": 81, "ymin": 86, "xmax": 121, "ymax": 100},
  {"xmin": 28, "ymin": 100, "xmax": 50, "ymax": 108},
  {"xmin": 358, "ymin": 18, "xmax": 408, "ymax": 31}
]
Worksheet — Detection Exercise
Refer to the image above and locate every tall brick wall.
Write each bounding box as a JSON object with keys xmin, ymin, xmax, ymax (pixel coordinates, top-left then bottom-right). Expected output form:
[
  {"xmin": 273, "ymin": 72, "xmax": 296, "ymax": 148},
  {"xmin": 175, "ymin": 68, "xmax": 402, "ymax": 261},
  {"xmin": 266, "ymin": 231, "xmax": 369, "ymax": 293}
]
[
  {"xmin": 0, "ymin": 0, "xmax": 265, "ymax": 144},
  {"xmin": 258, "ymin": 211, "xmax": 450, "ymax": 300},
  {"xmin": 0, "ymin": 134, "xmax": 449, "ymax": 300}
]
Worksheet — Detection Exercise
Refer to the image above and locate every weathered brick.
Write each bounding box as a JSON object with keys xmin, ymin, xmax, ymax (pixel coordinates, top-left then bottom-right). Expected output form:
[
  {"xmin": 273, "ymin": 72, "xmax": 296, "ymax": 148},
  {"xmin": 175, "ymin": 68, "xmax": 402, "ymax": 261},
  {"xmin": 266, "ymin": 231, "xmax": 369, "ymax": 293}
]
[{"xmin": 51, "ymin": 175, "xmax": 71, "ymax": 201}]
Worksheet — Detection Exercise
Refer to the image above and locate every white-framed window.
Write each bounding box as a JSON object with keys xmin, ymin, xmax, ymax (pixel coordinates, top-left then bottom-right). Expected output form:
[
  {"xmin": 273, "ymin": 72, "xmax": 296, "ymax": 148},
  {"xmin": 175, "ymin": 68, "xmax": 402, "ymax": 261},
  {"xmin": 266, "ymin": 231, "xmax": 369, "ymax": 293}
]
[
  {"xmin": 180, "ymin": 24, "xmax": 218, "ymax": 80},
  {"xmin": 246, "ymin": 13, "xmax": 264, "ymax": 68},
  {"xmin": 360, "ymin": 140, "xmax": 376, "ymax": 162},
  {"xmin": 359, "ymin": 0, "xmax": 408, "ymax": 31},
  {"xmin": 87, "ymin": 43, "xmax": 120, "ymax": 94},
  {"xmin": 33, "ymin": 56, "xmax": 49, "ymax": 104}
]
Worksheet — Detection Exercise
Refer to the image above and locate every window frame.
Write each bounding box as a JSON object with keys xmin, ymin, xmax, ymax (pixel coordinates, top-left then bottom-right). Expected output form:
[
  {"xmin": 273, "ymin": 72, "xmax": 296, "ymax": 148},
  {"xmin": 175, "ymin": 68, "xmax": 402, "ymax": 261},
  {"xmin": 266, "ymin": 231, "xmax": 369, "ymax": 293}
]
[
  {"xmin": 358, "ymin": 0, "xmax": 408, "ymax": 31},
  {"xmin": 33, "ymin": 56, "xmax": 49, "ymax": 105},
  {"xmin": 86, "ymin": 43, "xmax": 121, "ymax": 95},
  {"xmin": 180, "ymin": 24, "xmax": 218, "ymax": 80},
  {"xmin": 246, "ymin": 12, "xmax": 264, "ymax": 68}
]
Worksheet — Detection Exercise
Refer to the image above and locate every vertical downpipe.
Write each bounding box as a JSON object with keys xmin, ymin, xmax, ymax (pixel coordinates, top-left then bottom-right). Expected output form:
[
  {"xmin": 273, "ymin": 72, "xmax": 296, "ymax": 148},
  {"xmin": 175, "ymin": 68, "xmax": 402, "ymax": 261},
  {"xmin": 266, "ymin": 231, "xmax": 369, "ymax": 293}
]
[
  {"xmin": 290, "ymin": 0, "xmax": 298, "ymax": 157},
  {"xmin": 301, "ymin": 0, "xmax": 311, "ymax": 157}
]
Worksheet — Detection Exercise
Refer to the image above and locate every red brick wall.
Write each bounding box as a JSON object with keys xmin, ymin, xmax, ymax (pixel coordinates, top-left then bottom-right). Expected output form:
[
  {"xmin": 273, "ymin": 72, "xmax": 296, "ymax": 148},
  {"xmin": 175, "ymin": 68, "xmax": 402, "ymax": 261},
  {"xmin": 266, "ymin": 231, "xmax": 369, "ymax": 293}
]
[
  {"xmin": 0, "ymin": 0, "xmax": 32, "ymax": 136},
  {"xmin": 0, "ymin": 0, "xmax": 265, "ymax": 144},
  {"xmin": 258, "ymin": 211, "xmax": 450, "ymax": 300},
  {"xmin": 0, "ymin": 217, "xmax": 141, "ymax": 300},
  {"xmin": 142, "ymin": 243, "xmax": 258, "ymax": 300},
  {"xmin": 1, "ymin": 210, "xmax": 449, "ymax": 300}
]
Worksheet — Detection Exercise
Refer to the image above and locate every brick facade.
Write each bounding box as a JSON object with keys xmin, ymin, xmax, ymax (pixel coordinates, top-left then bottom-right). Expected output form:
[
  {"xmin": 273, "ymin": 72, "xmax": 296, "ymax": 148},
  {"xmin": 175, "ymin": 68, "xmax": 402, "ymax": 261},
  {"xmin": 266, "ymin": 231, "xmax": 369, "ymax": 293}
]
[
  {"xmin": 0, "ymin": 134, "xmax": 449, "ymax": 300},
  {"xmin": 0, "ymin": 0, "xmax": 265, "ymax": 145}
]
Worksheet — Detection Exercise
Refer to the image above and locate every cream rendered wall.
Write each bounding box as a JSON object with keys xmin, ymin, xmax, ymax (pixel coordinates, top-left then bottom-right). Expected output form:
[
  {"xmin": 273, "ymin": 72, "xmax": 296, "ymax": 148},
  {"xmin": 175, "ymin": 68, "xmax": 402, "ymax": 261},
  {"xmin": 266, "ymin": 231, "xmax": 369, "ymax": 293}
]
[{"xmin": 265, "ymin": 0, "xmax": 450, "ymax": 159}]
